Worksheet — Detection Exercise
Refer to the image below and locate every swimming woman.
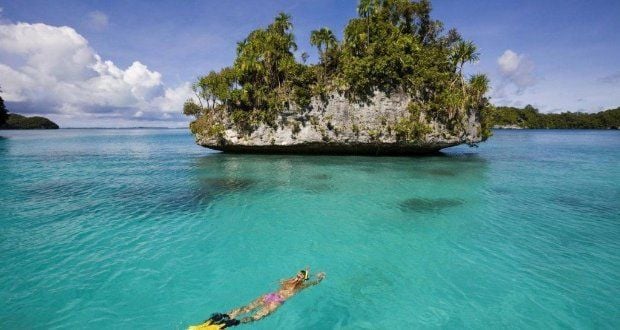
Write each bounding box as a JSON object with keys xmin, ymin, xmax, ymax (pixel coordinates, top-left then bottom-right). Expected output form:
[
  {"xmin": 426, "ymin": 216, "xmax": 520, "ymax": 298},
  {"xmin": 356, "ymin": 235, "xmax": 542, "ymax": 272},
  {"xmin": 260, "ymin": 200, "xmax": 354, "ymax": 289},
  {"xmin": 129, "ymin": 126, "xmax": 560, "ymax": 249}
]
[
  {"xmin": 190, "ymin": 268, "xmax": 325, "ymax": 329},
  {"xmin": 229, "ymin": 268, "xmax": 325, "ymax": 324}
]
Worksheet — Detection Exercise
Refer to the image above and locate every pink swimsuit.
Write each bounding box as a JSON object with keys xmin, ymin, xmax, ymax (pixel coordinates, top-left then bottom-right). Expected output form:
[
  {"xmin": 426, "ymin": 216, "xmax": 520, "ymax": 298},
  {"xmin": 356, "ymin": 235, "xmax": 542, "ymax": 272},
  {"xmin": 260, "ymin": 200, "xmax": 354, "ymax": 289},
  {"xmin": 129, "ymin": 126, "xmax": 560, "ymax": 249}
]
[{"xmin": 263, "ymin": 293, "xmax": 284, "ymax": 304}]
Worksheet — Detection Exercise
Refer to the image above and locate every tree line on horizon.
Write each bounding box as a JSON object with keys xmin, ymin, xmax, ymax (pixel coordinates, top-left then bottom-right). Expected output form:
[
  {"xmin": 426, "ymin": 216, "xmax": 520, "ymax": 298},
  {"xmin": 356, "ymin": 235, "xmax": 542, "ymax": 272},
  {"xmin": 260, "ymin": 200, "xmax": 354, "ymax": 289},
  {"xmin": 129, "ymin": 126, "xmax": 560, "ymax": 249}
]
[
  {"xmin": 184, "ymin": 0, "xmax": 492, "ymax": 141},
  {"xmin": 491, "ymin": 105, "xmax": 620, "ymax": 129}
]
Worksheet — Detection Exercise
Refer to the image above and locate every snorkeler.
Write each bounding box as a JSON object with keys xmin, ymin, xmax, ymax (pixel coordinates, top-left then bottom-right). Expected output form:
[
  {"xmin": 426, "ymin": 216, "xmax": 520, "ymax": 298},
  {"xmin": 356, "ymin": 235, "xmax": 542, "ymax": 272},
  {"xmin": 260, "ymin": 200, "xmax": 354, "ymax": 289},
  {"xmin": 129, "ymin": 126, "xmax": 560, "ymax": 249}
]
[{"xmin": 189, "ymin": 268, "xmax": 325, "ymax": 329}]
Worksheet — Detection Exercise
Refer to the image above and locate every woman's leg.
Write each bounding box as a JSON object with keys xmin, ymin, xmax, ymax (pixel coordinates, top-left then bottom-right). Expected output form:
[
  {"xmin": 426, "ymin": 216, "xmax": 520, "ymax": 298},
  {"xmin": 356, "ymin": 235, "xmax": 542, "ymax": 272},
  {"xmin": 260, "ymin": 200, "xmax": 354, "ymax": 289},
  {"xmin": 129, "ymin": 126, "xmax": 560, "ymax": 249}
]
[
  {"xmin": 227, "ymin": 296, "xmax": 264, "ymax": 319},
  {"xmin": 240, "ymin": 303, "xmax": 280, "ymax": 324}
]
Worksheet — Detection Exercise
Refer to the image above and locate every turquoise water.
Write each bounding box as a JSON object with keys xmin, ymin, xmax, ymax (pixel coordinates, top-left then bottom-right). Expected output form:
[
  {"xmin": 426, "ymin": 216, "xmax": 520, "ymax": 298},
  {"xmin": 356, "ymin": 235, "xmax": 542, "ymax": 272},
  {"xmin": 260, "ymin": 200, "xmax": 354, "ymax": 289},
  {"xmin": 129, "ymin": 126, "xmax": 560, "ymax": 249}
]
[{"xmin": 0, "ymin": 129, "xmax": 618, "ymax": 329}]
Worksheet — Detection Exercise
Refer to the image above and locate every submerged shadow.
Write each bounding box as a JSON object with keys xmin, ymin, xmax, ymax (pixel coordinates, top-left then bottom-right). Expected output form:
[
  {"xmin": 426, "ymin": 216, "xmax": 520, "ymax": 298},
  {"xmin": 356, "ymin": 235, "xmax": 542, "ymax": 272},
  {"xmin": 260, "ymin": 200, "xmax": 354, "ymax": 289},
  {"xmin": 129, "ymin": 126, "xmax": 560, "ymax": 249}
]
[
  {"xmin": 310, "ymin": 173, "xmax": 331, "ymax": 180},
  {"xmin": 399, "ymin": 197, "xmax": 463, "ymax": 213},
  {"xmin": 21, "ymin": 179, "xmax": 97, "ymax": 200},
  {"xmin": 303, "ymin": 182, "xmax": 333, "ymax": 194},
  {"xmin": 550, "ymin": 195, "xmax": 613, "ymax": 214},
  {"xmin": 424, "ymin": 168, "xmax": 457, "ymax": 177},
  {"xmin": 489, "ymin": 186, "xmax": 512, "ymax": 195},
  {"xmin": 165, "ymin": 176, "xmax": 257, "ymax": 211}
]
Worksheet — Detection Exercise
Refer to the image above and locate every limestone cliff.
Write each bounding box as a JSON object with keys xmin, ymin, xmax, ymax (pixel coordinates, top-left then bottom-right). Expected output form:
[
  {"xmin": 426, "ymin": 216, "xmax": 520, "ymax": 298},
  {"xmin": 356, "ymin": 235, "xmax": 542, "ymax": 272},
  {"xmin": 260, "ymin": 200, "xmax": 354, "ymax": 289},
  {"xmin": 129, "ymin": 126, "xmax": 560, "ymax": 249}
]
[{"xmin": 194, "ymin": 92, "xmax": 484, "ymax": 155}]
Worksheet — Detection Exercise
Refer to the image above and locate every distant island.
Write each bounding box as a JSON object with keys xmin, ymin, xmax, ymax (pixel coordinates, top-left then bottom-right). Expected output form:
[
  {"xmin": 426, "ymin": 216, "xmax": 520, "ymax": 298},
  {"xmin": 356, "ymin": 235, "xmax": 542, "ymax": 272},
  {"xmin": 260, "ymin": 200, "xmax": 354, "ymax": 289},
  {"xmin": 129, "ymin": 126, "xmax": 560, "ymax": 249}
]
[
  {"xmin": 184, "ymin": 0, "xmax": 492, "ymax": 155},
  {"xmin": 0, "ymin": 93, "xmax": 59, "ymax": 129},
  {"xmin": 1, "ymin": 113, "xmax": 59, "ymax": 129},
  {"xmin": 491, "ymin": 105, "xmax": 619, "ymax": 129}
]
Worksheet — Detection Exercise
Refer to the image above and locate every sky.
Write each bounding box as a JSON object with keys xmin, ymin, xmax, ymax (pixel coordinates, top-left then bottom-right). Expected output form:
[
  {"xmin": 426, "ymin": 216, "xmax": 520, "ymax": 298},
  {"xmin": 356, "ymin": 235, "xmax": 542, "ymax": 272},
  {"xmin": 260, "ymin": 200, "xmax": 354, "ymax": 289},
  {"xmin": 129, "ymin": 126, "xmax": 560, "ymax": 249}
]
[{"xmin": 0, "ymin": 0, "xmax": 619, "ymax": 127}]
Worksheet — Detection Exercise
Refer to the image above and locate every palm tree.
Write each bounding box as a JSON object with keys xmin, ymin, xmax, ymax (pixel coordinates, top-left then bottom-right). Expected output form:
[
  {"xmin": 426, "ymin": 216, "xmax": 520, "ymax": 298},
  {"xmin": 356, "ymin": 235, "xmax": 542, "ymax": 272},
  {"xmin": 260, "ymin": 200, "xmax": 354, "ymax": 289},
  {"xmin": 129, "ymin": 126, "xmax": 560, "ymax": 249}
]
[
  {"xmin": 453, "ymin": 40, "xmax": 479, "ymax": 78},
  {"xmin": 357, "ymin": 0, "xmax": 377, "ymax": 45},
  {"xmin": 469, "ymin": 74, "xmax": 489, "ymax": 103},
  {"xmin": 273, "ymin": 12, "xmax": 293, "ymax": 34},
  {"xmin": 310, "ymin": 27, "xmax": 338, "ymax": 80},
  {"xmin": 310, "ymin": 27, "xmax": 337, "ymax": 55},
  {"xmin": 447, "ymin": 40, "xmax": 480, "ymax": 115},
  {"xmin": 450, "ymin": 40, "xmax": 479, "ymax": 100},
  {"xmin": 267, "ymin": 13, "xmax": 295, "ymax": 64}
]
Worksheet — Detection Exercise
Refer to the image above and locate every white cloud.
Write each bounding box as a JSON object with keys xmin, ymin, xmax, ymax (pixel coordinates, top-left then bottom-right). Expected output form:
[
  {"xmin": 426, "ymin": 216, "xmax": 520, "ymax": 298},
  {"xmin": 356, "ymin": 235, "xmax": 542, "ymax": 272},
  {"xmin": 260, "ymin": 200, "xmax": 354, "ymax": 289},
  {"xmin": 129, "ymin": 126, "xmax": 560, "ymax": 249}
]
[
  {"xmin": 87, "ymin": 11, "xmax": 109, "ymax": 31},
  {"xmin": 498, "ymin": 50, "xmax": 519, "ymax": 74},
  {"xmin": 497, "ymin": 49, "xmax": 536, "ymax": 93},
  {"xmin": 151, "ymin": 82, "xmax": 193, "ymax": 113},
  {"xmin": 0, "ymin": 22, "xmax": 192, "ymax": 125}
]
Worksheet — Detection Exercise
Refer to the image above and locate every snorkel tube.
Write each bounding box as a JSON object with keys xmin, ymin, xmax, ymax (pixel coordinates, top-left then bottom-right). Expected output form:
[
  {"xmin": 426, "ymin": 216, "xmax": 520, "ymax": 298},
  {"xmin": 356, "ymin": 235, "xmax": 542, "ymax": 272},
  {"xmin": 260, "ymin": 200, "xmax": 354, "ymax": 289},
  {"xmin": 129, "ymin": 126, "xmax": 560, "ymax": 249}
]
[{"xmin": 300, "ymin": 269, "xmax": 309, "ymax": 281}]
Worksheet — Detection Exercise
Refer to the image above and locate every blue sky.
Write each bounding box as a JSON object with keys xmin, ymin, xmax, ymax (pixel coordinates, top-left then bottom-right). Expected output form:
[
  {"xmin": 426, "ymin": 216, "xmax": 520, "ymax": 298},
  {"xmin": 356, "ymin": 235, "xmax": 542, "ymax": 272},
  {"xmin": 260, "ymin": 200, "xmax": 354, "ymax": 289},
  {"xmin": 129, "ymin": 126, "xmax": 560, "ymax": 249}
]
[{"xmin": 0, "ymin": 0, "xmax": 619, "ymax": 127}]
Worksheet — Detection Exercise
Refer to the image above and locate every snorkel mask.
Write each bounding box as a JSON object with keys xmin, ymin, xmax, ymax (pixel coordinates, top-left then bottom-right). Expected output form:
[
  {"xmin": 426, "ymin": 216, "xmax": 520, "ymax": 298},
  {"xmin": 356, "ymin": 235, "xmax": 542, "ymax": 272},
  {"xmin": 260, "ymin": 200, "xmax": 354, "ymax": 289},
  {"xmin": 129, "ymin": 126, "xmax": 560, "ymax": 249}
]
[{"xmin": 299, "ymin": 270, "xmax": 309, "ymax": 281}]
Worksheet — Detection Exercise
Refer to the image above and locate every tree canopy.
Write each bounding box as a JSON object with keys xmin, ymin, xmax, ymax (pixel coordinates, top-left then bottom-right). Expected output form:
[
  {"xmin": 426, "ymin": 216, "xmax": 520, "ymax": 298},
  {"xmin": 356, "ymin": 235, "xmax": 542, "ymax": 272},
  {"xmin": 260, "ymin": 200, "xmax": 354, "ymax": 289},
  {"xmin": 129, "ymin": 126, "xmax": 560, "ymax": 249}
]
[
  {"xmin": 491, "ymin": 105, "xmax": 620, "ymax": 129},
  {"xmin": 0, "ymin": 86, "xmax": 8, "ymax": 127},
  {"xmin": 185, "ymin": 0, "xmax": 491, "ymax": 140}
]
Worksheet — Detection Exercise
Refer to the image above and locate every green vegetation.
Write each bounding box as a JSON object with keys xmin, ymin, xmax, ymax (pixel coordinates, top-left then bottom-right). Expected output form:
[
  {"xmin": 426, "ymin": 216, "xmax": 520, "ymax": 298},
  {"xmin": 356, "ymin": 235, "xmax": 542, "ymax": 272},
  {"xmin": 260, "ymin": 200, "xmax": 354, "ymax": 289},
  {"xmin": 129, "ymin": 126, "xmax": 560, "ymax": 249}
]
[
  {"xmin": 0, "ymin": 86, "xmax": 8, "ymax": 127},
  {"xmin": 0, "ymin": 95, "xmax": 7, "ymax": 127},
  {"xmin": 0, "ymin": 86, "xmax": 59, "ymax": 129},
  {"xmin": 491, "ymin": 105, "xmax": 620, "ymax": 129},
  {"xmin": 184, "ymin": 0, "xmax": 490, "ymax": 141},
  {"xmin": 1, "ymin": 114, "xmax": 59, "ymax": 129}
]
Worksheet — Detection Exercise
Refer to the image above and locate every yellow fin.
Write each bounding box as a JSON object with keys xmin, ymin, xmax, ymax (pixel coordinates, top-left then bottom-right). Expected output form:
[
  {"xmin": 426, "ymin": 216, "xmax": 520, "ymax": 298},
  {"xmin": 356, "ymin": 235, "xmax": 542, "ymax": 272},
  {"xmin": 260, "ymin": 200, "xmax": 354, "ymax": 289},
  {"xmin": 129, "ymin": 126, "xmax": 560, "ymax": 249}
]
[{"xmin": 188, "ymin": 320, "xmax": 223, "ymax": 330}]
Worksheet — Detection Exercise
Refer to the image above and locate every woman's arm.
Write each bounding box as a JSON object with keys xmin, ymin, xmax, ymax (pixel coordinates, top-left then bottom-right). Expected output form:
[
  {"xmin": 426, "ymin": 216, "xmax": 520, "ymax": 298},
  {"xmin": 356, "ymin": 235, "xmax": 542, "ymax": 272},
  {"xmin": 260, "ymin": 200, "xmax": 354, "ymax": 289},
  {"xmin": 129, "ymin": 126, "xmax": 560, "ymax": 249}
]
[{"xmin": 302, "ymin": 272, "xmax": 325, "ymax": 289}]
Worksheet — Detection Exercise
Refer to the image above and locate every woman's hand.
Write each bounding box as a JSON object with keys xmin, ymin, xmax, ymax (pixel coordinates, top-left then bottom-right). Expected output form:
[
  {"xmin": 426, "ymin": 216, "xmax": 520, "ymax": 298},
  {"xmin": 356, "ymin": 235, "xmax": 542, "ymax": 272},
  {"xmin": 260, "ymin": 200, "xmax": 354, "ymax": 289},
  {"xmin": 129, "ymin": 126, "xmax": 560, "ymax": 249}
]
[{"xmin": 316, "ymin": 272, "xmax": 326, "ymax": 281}]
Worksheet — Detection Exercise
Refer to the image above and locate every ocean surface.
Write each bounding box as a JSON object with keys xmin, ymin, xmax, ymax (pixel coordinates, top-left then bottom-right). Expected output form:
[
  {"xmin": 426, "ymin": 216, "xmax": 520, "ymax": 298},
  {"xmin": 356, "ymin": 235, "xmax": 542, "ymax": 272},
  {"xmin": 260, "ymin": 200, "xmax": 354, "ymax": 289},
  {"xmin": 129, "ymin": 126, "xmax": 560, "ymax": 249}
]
[{"xmin": 0, "ymin": 129, "xmax": 618, "ymax": 329}]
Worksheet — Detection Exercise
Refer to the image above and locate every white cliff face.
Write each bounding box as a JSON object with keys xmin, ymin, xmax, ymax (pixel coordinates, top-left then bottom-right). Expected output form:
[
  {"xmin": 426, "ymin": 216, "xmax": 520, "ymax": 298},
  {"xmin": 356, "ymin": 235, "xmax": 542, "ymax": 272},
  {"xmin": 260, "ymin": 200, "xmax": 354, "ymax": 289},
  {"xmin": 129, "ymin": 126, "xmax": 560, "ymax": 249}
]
[{"xmin": 195, "ymin": 92, "xmax": 482, "ymax": 155}]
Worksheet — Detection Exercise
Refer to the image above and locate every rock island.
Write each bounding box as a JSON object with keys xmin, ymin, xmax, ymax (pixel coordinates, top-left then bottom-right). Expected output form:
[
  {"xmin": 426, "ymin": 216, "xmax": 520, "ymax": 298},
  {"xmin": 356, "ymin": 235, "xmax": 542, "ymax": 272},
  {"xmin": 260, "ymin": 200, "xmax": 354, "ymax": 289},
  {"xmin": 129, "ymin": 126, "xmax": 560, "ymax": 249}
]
[{"xmin": 184, "ymin": 0, "xmax": 492, "ymax": 155}]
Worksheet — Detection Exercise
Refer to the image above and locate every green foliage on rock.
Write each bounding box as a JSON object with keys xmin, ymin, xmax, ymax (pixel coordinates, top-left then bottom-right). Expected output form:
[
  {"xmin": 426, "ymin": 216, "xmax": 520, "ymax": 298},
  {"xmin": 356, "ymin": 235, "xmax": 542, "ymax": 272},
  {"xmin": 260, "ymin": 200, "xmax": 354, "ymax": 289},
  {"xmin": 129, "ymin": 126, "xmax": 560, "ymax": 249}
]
[
  {"xmin": 184, "ymin": 0, "xmax": 490, "ymax": 141},
  {"xmin": 491, "ymin": 105, "xmax": 620, "ymax": 129},
  {"xmin": 0, "ymin": 95, "xmax": 8, "ymax": 127},
  {"xmin": 1, "ymin": 114, "xmax": 59, "ymax": 129}
]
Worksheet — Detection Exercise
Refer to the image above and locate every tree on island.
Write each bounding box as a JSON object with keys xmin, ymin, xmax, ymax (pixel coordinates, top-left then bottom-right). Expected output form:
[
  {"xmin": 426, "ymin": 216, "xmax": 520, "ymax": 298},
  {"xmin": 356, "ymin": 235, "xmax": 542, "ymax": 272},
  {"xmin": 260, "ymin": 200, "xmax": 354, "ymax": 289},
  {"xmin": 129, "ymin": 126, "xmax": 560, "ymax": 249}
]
[
  {"xmin": 0, "ymin": 86, "xmax": 8, "ymax": 127},
  {"xmin": 184, "ymin": 0, "xmax": 492, "ymax": 141},
  {"xmin": 310, "ymin": 27, "xmax": 338, "ymax": 83}
]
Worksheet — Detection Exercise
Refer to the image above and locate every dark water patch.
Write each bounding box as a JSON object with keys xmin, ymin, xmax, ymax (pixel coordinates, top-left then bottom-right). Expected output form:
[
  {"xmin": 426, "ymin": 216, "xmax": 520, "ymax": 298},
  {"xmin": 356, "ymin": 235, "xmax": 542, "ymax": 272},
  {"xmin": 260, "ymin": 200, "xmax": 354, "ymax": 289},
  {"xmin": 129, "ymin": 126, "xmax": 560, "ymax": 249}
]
[
  {"xmin": 550, "ymin": 195, "xmax": 614, "ymax": 214},
  {"xmin": 190, "ymin": 177, "xmax": 257, "ymax": 203},
  {"xmin": 425, "ymin": 168, "xmax": 457, "ymax": 177},
  {"xmin": 399, "ymin": 198, "xmax": 463, "ymax": 213},
  {"xmin": 310, "ymin": 173, "xmax": 331, "ymax": 180},
  {"xmin": 438, "ymin": 152, "xmax": 488, "ymax": 164},
  {"xmin": 20, "ymin": 180, "xmax": 97, "ymax": 200},
  {"xmin": 111, "ymin": 184, "xmax": 163, "ymax": 204},
  {"xmin": 304, "ymin": 183, "xmax": 333, "ymax": 194},
  {"xmin": 552, "ymin": 195, "xmax": 589, "ymax": 208},
  {"xmin": 490, "ymin": 186, "xmax": 512, "ymax": 195},
  {"xmin": 199, "ymin": 177, "xmax": 256, "ymax": 193},
  {"xmin": 357, "ymin": 166, "xmax": 385, "ymax": 174},
  {"xmin": 160, "ymin": 177, "xmax": 258, "ymax": 211}
]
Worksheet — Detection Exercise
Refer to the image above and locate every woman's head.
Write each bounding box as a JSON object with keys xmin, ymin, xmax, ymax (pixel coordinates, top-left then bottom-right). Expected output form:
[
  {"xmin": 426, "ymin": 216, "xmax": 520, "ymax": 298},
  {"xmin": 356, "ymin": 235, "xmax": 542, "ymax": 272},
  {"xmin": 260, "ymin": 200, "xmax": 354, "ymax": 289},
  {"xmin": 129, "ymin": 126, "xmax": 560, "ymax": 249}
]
[
  {"xmin": 283, "ymin": 270, "xmax": 308, "ymax": 288},
  {"xmin": 295, "ymin": 270, "xmax": 309, "ymax": 282}
]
